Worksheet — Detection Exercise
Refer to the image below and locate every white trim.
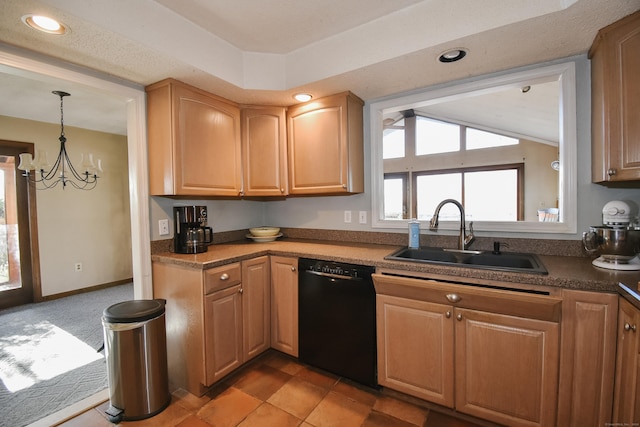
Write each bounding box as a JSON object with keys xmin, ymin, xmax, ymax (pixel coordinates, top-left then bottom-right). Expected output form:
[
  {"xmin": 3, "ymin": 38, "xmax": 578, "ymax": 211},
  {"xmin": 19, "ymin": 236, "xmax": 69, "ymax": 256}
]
[
  {"xmin": 0, "ymin": 47, "xmax": 153, "ymax": 297},
  {"xmin": 370, "ymin": 61, "xmax": 578, "ymax": 234}
]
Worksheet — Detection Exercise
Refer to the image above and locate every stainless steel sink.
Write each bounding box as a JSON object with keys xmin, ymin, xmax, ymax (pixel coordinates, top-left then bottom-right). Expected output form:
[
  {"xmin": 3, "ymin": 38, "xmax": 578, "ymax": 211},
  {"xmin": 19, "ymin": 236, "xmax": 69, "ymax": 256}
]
[{"xmin": 385, "ymin": 247, "xmax": 548, "ymax": 275}]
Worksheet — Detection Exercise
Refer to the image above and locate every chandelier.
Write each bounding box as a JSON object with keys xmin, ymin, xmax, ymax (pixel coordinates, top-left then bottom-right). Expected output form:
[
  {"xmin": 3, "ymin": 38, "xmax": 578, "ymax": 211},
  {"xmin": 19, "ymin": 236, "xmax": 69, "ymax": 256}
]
[{"xmin": 17, "ymin": 90, "xmax": 102, "ymax": 190}]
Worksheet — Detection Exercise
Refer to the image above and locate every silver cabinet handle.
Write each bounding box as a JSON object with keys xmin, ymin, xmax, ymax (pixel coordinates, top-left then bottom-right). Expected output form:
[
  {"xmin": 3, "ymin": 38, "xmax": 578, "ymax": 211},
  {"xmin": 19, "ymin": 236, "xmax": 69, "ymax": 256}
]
[
  {"xmin": 239, "ymin": 288, "xmax": 243, "ymax": 294},
  {"xmin": 625, "ymin": 323, "xmax": 637, "ymax": 332},
  {"xmin": 445, "ymin": 311, "xmax": 451, "ymax": 319},
  {"xmin": 446, "ymin": 294, "xmax": 461, "ymax": 303},
  {"xmin": 291, "ymin": 267, "xmax": 296, "ymax": 272},
  {"xmin": 608, "ymin": 168, "xmax": 617, "ymax": 176},
  {"xmin": 220, "ymin": 273, "xmax": 229, "ymax": 281},
  {"xmin": 456, "ymin": 313, "xmax": 463, "ymax": 321}
]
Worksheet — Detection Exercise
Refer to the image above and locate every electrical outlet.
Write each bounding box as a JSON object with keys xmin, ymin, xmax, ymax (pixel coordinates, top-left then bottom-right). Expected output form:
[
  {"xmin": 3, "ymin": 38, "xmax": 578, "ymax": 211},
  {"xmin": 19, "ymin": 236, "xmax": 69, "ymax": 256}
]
[
  {"xmin": 359, "ymin": 211, "xmax": 367, "ymax": 224},
  {"xmin": 74, "ymin": 262, "xmax": 82, "ymax": 272},
  {"xmin": 344, "ymin": 210, "xmax": 352, "ymax": 223},
  {"xmin": 159, "ymin": 219, "xmax": 170, "ymax": 236}
]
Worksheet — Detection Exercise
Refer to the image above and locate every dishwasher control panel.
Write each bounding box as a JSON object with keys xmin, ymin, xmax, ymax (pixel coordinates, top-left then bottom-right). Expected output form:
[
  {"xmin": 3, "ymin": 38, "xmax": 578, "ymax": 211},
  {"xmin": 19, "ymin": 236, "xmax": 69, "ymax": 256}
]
[{"xmin": 299, "ymin": 258, "xmax": 375, "ymax": 280}]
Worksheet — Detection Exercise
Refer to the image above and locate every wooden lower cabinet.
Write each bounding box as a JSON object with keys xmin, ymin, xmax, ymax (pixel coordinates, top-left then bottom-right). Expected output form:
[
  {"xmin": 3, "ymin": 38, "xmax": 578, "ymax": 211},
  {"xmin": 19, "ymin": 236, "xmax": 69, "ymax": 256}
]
[
  {"xmin": 374, "ymin": 273, "xmax": 561, "ymax": 427},
  {"xmin": 270, "ymin": 256, "xmax": 298, "ymax": 356},
  {"xmin": 204, "ymin": 256, "xmax": 271, "ymax": 385},
  {"xmin": 557, "ymin": 290, "xmax": 617, "ymax": 427},
  {"xmin": 377, "ymin": 295, "xmax": 454, "ymax": 406},
  {"xmin": 153, "ymin": 256, "xmax": 271, "ymax": 395},
  {"xmin": 204, "ymin": 283, "xmax": 243, "ymax": 385},
  {"xmin": 455, "ymin": 308, "xmax": 559, "ymax": 427},
  {"xmin": 242, "ymin": 256, "xmax": 271, "ymax": 360},
  {"xmin": 613, "ymin": 297, "xmax": 640, "ymax": 424}
]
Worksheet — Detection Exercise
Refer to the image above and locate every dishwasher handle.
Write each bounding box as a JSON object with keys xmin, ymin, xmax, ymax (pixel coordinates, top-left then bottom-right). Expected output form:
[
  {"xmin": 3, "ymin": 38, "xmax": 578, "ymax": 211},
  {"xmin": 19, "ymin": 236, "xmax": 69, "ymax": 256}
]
[{"xmin": 303, "ymin": 270, "xmax": 364, "ymax": 281}]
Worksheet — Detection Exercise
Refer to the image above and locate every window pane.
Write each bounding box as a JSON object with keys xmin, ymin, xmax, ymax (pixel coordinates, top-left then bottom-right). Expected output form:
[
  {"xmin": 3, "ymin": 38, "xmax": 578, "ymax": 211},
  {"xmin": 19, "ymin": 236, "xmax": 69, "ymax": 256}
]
[
  {"xmin": 416, "ymin": 117, "xmax": 460, "ymax": 155},
  {"xmin": 416, "ymin": 173, "xmax": 462, "ymax": 220},
  {"xmin": 465, "ymin": 170, "xmax": 518, "ymax": 221},
  {"xmin": 383, "ymin": 119, "xmax": 405, "ymax": 159},
  {"xmin": 467, "ymin": 128, "xmax": 518, "ymax": 150},
  {"xmin": 384, "ymin": 178, "xmax": 404, "ymax": 219}
]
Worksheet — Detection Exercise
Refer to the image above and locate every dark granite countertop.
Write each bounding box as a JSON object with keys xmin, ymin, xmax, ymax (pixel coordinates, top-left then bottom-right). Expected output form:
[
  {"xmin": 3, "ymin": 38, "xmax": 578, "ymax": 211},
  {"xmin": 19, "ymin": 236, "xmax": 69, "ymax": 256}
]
[{"xmin": 151, "ymin": 238, "xmax": 640, "ymax": 301}]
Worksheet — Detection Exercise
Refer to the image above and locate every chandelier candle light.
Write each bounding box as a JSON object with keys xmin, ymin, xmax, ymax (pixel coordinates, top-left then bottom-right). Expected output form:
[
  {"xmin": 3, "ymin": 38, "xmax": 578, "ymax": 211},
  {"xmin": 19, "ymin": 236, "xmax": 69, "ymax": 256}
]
[{"xmin": 17, "ymin": 91, "xmax": 102, "ymax": 190}]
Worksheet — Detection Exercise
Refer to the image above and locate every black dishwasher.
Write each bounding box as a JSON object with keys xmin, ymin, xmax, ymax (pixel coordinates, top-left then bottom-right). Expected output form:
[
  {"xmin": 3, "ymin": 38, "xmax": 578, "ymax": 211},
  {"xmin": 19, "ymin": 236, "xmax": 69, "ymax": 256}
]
[{"xmin": 298, "ymin": 258, "xmax": 377, "ymax": 388}]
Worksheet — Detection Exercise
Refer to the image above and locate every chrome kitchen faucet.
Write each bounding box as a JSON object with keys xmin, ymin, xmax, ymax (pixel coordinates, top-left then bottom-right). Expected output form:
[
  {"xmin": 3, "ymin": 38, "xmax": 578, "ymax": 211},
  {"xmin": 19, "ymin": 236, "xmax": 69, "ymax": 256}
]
[{"xmin": 429, "ymin": 199, "xmax": 475, "ymax": 250}]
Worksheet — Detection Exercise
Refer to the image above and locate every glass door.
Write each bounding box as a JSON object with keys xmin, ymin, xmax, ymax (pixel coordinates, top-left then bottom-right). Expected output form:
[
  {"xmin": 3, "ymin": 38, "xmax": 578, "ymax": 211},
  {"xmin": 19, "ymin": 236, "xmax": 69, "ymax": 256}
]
[{"xmin": 0, "ymin": 141, "xmax": 38, "ymax": 310}]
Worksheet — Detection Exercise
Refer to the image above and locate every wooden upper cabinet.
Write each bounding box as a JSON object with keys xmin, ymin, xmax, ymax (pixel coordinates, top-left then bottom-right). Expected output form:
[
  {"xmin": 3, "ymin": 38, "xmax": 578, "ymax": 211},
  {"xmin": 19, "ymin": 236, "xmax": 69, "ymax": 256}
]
[
  {"xmin": 590, "ymin": 11, "xmax": 640, "ymax": 183},
  {"xmin": 287, "ymin": 91, "xmax": 364, "ymax": 195},
  {"xmin": 146, "ymin": 79, "xmax": 242, "ymax": 196},
  {"xmin": 241, "ymin": 106, "xmax": 288, "ymax": 196}
]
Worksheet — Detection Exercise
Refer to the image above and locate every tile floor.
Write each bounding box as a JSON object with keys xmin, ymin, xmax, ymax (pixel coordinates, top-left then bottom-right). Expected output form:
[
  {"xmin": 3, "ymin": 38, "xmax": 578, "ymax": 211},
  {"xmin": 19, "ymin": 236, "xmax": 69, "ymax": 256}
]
[{"xmin": 56, "ymin": 351, "xmax": 494, "ymax": 427}]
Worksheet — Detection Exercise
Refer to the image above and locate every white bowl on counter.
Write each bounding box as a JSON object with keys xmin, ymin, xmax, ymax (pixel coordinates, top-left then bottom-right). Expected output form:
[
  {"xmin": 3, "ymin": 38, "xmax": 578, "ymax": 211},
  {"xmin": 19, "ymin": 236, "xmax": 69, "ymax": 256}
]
[
  {"xmin": 249, "ymin": 227, "xmax": 280, "ymax": 237},
  {"xmin": 246, "ymin": 233, "xmax": 283, "ymax": 242}
]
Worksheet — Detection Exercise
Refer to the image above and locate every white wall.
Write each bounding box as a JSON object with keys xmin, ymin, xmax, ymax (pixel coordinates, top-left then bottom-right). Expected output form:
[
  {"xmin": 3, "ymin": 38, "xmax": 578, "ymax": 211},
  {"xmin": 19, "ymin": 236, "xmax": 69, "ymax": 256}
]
[
  {"xmin": 148, "ymin": 55, "xmax": 640, "ymax": 242},
  {"xmin": 0, "ymin": 116, "xmax": 132, "ymax": 296}
]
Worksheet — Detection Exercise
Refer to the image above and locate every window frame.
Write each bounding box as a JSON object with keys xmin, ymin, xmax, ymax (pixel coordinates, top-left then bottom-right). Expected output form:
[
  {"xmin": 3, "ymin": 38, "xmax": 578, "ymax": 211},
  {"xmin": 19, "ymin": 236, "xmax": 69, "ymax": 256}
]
[{"xmin": 369, "ymin": 61, "xmax": 577, "ymax": 233}]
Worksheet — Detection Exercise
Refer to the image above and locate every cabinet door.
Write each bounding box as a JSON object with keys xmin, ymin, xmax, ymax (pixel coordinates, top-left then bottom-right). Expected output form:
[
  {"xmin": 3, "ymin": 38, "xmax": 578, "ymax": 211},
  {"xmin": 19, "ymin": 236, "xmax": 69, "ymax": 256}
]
[
  {"xmin": 204, "ymin": 284, "xmax": 243, "ymax": 385},
  {"xmin": 591, "ymin": 11, "xmax": 640, "ymax": 182},
  {"xmin": 557, "ymin": 290, "xmax": 617, "ymax": 427},
  {"xmin": 455, "ymin": 308, "xmax": 559, "ymax": 427},
  {"xmin": 146, "ymin": 79, "xmax": 242, "ymax": 196},
  {"xmin": 241, "ymin": 256, "xmax": 271, "ymax": 361},
  {"xmin": 287, "ymin": 92, "xmax": 364, "ymax": 195},
  {"xmin": 175, "ymin": 84, "xmax": 242, "ymax": 196},
  {"xmin": 270, "ymin": 256, "xmax": 298, "ymax": 356},
  {"xmin": 376, "ymin": 294, "xmax": 454, "ymax": 407},
  {"xmin": 613, "ymin": 297, "xmax": 640, "ymax": 424},
  {"xmin": 241, "ymin": 107, "xmax": 288, "ymax": 196}
]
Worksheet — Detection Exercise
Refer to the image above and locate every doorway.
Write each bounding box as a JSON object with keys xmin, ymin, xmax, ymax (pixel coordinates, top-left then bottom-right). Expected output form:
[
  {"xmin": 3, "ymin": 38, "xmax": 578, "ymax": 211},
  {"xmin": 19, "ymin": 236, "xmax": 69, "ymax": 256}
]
[{"xmin": 0, "ymin": 140, "xmax": 39, "ymax": 310}]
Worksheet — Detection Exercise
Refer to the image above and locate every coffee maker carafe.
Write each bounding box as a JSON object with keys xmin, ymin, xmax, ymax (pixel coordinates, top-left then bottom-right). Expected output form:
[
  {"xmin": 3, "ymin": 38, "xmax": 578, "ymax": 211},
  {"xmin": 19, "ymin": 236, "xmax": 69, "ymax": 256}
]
[{"xmin": 174, "ymin": 206, "xmax": 213, "ymax": 254}]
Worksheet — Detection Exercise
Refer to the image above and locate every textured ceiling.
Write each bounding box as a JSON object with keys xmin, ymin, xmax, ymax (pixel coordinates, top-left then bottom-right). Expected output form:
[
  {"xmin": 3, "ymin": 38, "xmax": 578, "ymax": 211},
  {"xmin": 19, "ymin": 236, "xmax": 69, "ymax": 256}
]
[{"xmin": 0, "ymin": 0, "xmax": 638, "ymax": 135}]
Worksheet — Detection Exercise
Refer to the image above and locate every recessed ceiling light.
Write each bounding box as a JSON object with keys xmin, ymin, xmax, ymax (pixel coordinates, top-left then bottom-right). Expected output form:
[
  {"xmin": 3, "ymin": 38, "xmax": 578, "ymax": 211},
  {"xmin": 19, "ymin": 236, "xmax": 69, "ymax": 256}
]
[
  {"xmin": 21, "ymin": 14, "xmax": 69, "ymax": 35},
  {"xmin": 293, "ymin": 93, "xmax": 312, "ymax": 102},
  {"xmin": 438, "ymin": 48, "xmax": 467, "ymax": 63}
]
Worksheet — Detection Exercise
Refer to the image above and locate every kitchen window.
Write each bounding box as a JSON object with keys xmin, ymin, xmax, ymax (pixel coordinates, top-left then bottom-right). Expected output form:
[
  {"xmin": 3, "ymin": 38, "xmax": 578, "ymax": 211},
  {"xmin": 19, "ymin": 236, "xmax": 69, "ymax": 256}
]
[
  {"xmin": 385, "ymin": 164, "xmax": 523, "ymax": 221},
  {"xmin": 383, "ymin": 114, "xmax": 524, "ymax": 221},
  {"xmin": 372, "ymin": 61, "xmax": 576, "ymax": 233}
]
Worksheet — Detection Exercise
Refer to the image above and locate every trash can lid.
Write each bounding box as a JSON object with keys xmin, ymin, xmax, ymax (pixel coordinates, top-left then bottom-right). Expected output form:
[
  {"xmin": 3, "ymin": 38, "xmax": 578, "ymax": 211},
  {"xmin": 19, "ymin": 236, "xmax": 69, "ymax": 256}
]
[{"xmin": 103, "ymin": 299, "xmax": 166, "ymax": 323}]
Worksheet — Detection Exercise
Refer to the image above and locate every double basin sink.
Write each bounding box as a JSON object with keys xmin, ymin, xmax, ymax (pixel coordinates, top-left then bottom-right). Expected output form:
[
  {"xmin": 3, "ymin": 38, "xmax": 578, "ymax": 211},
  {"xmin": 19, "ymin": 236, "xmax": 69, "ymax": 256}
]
[{"xmin": 385, "ymin": 247, "xmax": 548, "ymax": 275}]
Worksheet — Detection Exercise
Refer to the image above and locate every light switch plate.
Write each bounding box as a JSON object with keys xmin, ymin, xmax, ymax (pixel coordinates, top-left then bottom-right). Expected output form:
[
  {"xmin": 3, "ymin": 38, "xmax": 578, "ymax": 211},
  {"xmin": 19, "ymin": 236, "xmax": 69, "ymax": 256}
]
[
  {"xmin": 344, "ymin": 210, "xmax": 352, "ymax": 223},
  {"xmin": 359, "ymin": 211, "xmax": 367, "ymax": 224}
]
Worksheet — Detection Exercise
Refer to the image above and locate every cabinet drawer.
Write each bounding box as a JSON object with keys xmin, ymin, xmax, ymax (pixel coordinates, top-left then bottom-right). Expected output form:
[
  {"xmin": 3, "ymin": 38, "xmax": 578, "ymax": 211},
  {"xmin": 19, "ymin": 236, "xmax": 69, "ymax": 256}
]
[
  {"xmin": 372, "ymin": 273, "xmax": 562, "ymax": 322},
  {"xmin": 205, "ymin": 263, "xmax": 241, "ymax": 294}
]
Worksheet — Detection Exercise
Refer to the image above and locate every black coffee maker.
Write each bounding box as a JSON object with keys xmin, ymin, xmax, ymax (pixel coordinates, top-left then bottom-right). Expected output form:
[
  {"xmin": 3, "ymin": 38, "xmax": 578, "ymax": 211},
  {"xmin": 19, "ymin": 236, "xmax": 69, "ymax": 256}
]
[{"xmin": 173, "ymin": 206, "xmax": 213, "ymax": 254}]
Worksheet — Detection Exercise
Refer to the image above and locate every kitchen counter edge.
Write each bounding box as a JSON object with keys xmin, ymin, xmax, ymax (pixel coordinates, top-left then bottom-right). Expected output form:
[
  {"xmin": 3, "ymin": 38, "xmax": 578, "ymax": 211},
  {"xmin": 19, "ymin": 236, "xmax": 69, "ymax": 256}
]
[{"xmin": 151, "ymin": 238, "xmax": 640, "ymax": 300}]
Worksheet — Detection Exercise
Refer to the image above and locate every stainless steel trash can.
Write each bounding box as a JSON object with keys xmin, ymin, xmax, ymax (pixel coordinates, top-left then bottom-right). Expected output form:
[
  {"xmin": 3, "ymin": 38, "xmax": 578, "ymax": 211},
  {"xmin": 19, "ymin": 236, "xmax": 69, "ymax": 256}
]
[{"xmin": 102, "ymin": 299, "xmax": 170, "ymax": 423}]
